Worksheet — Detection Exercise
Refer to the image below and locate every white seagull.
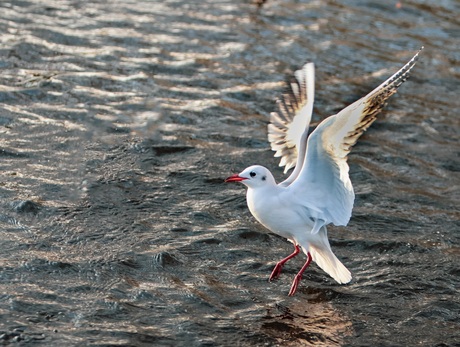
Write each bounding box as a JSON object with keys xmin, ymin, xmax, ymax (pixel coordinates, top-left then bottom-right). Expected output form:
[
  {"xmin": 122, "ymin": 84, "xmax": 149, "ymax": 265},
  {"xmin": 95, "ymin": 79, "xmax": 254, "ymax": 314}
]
[{"xmin": 225, "ymin": 48, "xmax": 422, "ymax": 296}]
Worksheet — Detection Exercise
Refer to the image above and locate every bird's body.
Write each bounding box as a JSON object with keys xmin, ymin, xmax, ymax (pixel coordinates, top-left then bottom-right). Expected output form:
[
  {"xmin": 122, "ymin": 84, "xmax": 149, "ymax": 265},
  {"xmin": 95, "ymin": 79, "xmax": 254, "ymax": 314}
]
[
  {"xmin": 235, "ymin": 165, "xmax": 353, "ymax": 290},
  {"xmin": 247, "ymin": 176, "xmax": 311, "ymax": 241},
  {"xmin": 226, "ymin": 48, "xmax": 422, "ymax": 295}
]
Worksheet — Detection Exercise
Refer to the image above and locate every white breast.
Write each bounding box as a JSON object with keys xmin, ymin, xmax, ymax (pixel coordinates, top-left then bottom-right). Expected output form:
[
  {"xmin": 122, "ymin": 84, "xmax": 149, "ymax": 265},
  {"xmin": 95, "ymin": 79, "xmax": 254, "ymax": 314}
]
[{"xmin": 246, "ymin": 186, "xmax": 313, "ymax": 240}]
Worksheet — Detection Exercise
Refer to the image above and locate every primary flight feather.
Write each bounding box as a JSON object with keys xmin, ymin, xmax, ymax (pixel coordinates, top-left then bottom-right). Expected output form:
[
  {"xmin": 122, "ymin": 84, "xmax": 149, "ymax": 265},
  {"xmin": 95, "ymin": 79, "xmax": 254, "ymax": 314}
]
[{"xmin": 226, "ymin": 48, "xmax": 422, "ymax": 296}]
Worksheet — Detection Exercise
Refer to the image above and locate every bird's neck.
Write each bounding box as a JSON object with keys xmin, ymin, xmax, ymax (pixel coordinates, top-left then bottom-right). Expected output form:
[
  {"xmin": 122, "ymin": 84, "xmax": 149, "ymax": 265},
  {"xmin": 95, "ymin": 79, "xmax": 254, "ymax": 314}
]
[{"xmin": 246, "ymin": 183, "xmax": 282, "ymax": 206}]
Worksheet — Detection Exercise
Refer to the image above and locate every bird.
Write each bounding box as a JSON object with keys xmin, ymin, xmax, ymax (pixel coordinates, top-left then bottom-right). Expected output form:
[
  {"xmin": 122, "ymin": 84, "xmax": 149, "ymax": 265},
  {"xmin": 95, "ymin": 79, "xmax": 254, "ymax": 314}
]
[{"xmin": 225, "ymin": 48, "xmax": 423, "ymax": 296}]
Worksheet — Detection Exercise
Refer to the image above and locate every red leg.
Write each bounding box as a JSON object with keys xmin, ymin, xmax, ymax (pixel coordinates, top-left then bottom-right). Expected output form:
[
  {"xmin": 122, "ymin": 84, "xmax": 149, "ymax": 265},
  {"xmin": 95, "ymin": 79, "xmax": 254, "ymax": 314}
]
[
  {"xmin": 288, "ymin": 252, "xmax": 312, "ymax": 296},
  {"xmin": 269, "ymin": 244, "xmax": 300, "ymax": 281}
]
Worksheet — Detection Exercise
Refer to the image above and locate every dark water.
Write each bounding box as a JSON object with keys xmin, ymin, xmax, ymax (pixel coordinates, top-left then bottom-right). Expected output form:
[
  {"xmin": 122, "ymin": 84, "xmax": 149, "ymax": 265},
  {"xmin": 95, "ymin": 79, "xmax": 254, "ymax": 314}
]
[{"xmin": 1, "ymin": 0, "xmax": 459, "ymax": 346}]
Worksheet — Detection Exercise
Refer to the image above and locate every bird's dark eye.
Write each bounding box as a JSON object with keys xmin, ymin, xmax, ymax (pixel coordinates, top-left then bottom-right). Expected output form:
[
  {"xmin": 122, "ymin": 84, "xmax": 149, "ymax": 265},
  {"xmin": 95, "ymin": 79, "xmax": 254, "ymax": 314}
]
[{"xmin": 250, "ymin": 171, "xmax": 256, "ymax": 177}]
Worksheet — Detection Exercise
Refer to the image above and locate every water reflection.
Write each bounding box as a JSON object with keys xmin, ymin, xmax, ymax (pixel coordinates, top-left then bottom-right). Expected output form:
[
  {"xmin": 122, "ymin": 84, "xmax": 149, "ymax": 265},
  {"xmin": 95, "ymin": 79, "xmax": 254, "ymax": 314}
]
[{"xmin": 0, "ymin": 0, "xmax": 458, "ymax": 346}]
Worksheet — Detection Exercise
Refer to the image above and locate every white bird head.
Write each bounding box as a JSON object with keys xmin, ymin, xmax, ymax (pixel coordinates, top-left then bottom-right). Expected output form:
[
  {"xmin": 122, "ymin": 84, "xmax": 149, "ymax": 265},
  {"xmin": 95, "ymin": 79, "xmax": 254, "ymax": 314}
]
[{"xmin": 225, "ymin": 165, "xmax": 275, "ymax": 188}]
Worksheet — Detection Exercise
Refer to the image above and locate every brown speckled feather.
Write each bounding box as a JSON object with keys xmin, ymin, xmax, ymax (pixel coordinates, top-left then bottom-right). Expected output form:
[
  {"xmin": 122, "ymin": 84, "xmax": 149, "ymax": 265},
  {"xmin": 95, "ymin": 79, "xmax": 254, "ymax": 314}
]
[{"xmin": 268, "ymin": 63, "xmax": 315, "ymax": 173}]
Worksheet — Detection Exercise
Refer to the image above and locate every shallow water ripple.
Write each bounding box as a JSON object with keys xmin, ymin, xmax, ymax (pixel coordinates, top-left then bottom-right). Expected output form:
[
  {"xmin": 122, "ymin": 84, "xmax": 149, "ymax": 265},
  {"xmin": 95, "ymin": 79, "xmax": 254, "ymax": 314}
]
[{"xmin": 0, "ymin": 0, "xmax": 459, "ymax": 346}]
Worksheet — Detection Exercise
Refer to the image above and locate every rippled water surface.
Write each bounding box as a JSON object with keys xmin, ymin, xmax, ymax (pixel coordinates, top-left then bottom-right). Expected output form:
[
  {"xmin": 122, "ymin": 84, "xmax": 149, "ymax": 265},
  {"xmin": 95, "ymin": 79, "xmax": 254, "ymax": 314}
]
[{"xmin": 1, "ymin": 0, "xmax": 459, "ymax": 346}]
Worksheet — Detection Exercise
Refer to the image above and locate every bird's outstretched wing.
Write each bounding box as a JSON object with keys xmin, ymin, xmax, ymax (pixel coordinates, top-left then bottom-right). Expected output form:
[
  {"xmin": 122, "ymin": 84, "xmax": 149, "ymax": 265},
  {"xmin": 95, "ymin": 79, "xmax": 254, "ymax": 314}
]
[
  {"xmin": 289, "ymin": 48, "xmax": 423, "ymax": 228},
  {"xmin": 268, "ymin": 63, "xmax": 315, "ymax": 178}
]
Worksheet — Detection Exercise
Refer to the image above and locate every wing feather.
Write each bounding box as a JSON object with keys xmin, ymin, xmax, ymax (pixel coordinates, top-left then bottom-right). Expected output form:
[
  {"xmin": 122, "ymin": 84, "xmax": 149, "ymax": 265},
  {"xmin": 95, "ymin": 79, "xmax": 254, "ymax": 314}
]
[
  {"xmin": 289, "ymin": 48, "xmax": 423, "ymax": 227},
  {"xmin": 330, "ymin": 47, "xmax": 423, "ymax": 159},
  {"xmin": 268, "ymin": 63, "xmax": 315, "ymax": 174}
]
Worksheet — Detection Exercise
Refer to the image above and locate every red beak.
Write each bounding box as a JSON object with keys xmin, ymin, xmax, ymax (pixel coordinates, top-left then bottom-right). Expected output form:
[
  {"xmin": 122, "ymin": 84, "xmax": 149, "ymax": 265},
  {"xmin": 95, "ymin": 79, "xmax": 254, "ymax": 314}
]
[{"xmin": 225, "ymin": 174, "xmax": 247, "ymax": 183}]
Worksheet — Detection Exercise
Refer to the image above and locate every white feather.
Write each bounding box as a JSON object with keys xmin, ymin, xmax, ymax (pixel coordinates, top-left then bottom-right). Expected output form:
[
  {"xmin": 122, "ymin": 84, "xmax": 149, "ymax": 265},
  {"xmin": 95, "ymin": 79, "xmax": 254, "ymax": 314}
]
[{"xmin": 227, "ymin": 48, "xmax": 423, "ymax": 289}]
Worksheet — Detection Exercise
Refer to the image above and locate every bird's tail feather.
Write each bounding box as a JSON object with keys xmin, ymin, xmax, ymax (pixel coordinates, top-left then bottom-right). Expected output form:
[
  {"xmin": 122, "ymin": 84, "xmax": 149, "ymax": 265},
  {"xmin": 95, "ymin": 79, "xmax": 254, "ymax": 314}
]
[
  {"xmin": 310, "ymin": 245, "xmax": 352, "ymax": 284},
  {"xmin": 306, "ymin": 227, "xmax": 352, "ymax": 284}
]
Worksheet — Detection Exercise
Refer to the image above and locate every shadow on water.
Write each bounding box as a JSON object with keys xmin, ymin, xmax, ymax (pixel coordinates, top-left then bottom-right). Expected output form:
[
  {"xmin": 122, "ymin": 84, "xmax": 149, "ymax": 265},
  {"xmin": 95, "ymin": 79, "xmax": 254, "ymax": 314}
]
[{"xmin": 0, "ymin": 0, "xmax": 459, "ymax": 346}]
